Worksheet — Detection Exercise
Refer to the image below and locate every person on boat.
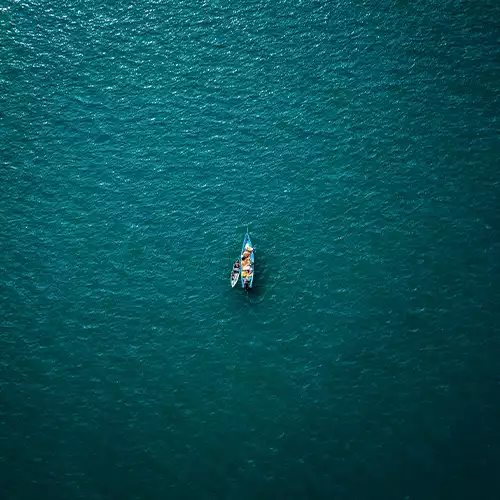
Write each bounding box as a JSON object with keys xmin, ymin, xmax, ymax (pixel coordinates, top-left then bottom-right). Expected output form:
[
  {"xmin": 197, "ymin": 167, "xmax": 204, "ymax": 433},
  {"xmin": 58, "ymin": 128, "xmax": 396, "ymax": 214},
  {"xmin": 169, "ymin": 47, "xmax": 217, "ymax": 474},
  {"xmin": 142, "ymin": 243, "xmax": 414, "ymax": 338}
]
[
  {"xmin": 245, "ymin": 244, "xmax": 253, "ymax": 252},
  {"xmin": 233, "ymin": 260, "xmax": 240, "ymax": 270},
  {"xmin": 244, "ymin": 279, "xmax": 250, "ymax": 290}
]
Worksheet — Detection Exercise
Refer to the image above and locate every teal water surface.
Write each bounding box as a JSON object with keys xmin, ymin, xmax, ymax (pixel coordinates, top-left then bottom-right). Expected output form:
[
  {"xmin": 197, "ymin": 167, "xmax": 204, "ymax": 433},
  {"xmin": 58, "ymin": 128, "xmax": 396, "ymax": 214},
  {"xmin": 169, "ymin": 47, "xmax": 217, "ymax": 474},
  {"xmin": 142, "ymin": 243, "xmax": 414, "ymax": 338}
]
[{"xmin": 2, "ymin": 1, "xmax": 500, "ymax": 499}]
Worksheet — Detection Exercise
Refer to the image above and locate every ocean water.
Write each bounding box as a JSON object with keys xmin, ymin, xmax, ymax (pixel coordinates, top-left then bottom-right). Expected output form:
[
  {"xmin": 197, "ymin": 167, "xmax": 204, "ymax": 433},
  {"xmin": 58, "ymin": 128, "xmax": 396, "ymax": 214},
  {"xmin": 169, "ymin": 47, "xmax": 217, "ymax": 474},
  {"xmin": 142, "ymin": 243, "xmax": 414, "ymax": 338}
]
[{"xmin": 1, "ymin": 0, "xmax": 500, "ymax": 499}]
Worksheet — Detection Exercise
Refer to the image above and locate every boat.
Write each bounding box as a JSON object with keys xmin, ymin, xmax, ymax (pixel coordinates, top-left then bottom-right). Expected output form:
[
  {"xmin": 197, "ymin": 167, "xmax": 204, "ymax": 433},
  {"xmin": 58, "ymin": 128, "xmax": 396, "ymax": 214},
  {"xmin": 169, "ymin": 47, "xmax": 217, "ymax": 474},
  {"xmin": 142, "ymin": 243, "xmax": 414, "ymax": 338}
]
[
  {"xmin": 240, "ymin": 230, "xmax": 255, "ymax": 289},
  {"xmin": 230, "ymin": 260, "xmax": 241, "ymax": 288}
]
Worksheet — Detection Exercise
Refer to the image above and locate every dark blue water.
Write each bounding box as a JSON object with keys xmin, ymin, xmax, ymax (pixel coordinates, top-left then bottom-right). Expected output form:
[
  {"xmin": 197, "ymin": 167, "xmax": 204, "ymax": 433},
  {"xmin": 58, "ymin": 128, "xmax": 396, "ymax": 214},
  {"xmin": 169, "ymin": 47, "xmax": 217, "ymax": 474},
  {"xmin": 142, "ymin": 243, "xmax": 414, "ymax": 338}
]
[{"xmin": 2, "ymin": 1, "xmax": 500, "ymax": 499}]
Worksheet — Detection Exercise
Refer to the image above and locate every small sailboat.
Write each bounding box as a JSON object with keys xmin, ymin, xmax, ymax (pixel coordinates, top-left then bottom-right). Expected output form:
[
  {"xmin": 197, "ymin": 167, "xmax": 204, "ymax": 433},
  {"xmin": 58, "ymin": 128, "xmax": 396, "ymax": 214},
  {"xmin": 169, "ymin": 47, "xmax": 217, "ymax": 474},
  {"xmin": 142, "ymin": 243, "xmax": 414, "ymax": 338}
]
[{"xmin": 230, "ymin": 260, "xmax": 241, "ymax": 288}]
